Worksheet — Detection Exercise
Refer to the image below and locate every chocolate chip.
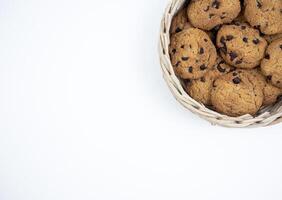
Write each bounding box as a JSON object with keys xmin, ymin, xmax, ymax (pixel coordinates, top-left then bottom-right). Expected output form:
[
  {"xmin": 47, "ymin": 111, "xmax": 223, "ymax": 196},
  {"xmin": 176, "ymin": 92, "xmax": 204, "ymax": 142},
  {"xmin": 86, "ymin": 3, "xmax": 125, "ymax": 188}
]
[
  {"xmin": 233, "ymin": 72, "xmax": 238, "ymax": 76},
  {"xmin": 229, "ymin": 52, "xmax": 238, "ymax": 61},
  {"xmin": 200, "ymin": 64, "xmax": 207, "ymax": 70},
  {"xmin": 277, "ymin": 81, "xmax": 281, "ymax": 84},
  {"xmin": 175, "ymin": 27, "xmax": 182, "ymax": 33},
  {"xmin": 188, "ymin": 66, "xmax": 193, "ymax": 73},
  {"xmin": 226, "ymin": 35, "xmax": 234, "ymax": 41},
  {"xmin": 256, "ymin": 0, "xmax": 262, "ymax": 8},
  {"xmin": 280, "ymin": 45, "xmax": 282, "ymax": 50},
  {"xmin": 175, "ymin": 61, "xmax": 181, "ymax": 67},
  {"xmin": 254, "ymin": 25, "xmax": 261, "ymax": 30},
  {"xmin": 189, "ymin": 44, "xmax": 192, "ymax": 49},
  {"xmin": 217, "ymin": 64, "xmax": 226, "ymax": 73},
  {"xmin": 266, "ymin": 75, "xmax": 272, "ymax": 81},
  {"xmin": 200, "ymin": 77, "xmax": 206, "ymax": 82},
  {"xmin": 204, "ymin": 6, "xmax": 210, "ymax": 12},
  {"xmin": 199, "ymin": 47, "xmax": 204, "ymax": 54},
  {"xmin": 253, "ymin": 39, "xmax": 260, "ymax": 44},
  {"xmin": 233, "ymin": 77, "xmax": 241, "ymax": 84},
  {"xmin": 235, "ymin": 60, "xmax": 242, "ymax": 65},
  {"xmin": 243, "ymin": 37, "xmax": 248, "ymax": 43},
  {"xmin": 172, "ymin": 49, "xmax": 176, "ymax": 54},
  {"xmin": 182, "ymin": 57, "xmax": 189, "ymax": 61},
  {"xmin": 220, "ymin": 36, "xmax": 225, "ymax": 45},
  {"xmin": 204, "ymin": 38, "xmax": 208, "ymax": 42},
  {"xmin": 241, "ymin": 25, "xmax": 246, "ymax": 30},
  {"xmin": 228, "ymin": 67, "xmax": 235, "ymax": 72},
  {"xmin": 181, "ymin": 45, "xmax": 185, "ymax": 49},
  {"xmin": 209, "ymin": 14, "xmax": 215, "ymax": 18},
  {"xmin": 265, "ymin": 54, "xmax": 270, "ymax": 59},
  {"xmin": 212, "ymin": 0, "xmax": 220, "ymax": 9}
]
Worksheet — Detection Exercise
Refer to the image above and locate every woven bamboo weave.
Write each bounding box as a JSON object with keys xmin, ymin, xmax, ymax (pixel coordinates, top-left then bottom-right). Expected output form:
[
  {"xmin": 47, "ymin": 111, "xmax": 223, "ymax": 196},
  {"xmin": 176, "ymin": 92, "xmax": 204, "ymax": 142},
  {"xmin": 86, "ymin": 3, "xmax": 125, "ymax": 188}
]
[{"xmin": 159, "ymin": 0, "xmax": 282, "ymax": 127}]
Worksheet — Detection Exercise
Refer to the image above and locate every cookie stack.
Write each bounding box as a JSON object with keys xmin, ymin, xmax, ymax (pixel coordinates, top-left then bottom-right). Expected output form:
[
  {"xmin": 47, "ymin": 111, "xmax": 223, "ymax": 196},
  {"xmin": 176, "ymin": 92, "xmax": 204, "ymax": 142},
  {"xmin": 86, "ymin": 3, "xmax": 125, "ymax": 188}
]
[{"xmin": 169, "ymin": 0, "xmax": 282, "ymax": 117}]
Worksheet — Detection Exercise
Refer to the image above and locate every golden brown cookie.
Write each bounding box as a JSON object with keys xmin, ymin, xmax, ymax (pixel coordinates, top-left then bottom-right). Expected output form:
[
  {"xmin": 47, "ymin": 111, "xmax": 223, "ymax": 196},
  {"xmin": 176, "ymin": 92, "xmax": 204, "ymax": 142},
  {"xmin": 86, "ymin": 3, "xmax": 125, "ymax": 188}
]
[
  {"xmin": 247, "ymin": 69, "xmax": 282, "ymax": 106},
  {"xmin": 187, "ymin": 0, "xmax": 241, "ymax": 30},
  {"xmin": 186, "ymin": 57, "xmax": 234, "ymax": 105},
  {"xmin": 216, "ymin": 23, "xmax": 267, "ymax": 69},
  {"xmin": 261, "ymin": 38, "xmax": 282, "ymax": 88},
  {"xmin": 169, "ymin": 28, "xmax": 217, "ymax": 79},
  {"xmin": 211, "ymin": 69, "xmax": 264, "ymax": 116},
  {"xmin": 170, "ymin": 7, "xmax": 193, "ymax": 35},
  {"xmin": 244, "ymin": 0, "xmax": 282, "ymax": 35}
]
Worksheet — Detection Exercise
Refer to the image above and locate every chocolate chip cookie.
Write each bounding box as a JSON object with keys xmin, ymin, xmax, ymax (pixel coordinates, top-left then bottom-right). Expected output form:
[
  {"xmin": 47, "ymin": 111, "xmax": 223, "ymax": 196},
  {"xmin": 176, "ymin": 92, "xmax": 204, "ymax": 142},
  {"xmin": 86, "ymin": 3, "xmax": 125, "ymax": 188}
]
[
  {"xmin": 170, "ymin": 7, "xmax": 193, "ymax": 35},
  {"xmin": 216, "ymin": 23, "xmax": 267, "ymax": 69},
  {"xmin": 261, "ymin": 38, "xmax": 282, "ymax": 88},
  {"xmin": 186, "ymin": 57, "xmax": 233, "ymax": 105},
  {"xmin": 187, "ymin": 0, "xmax": 241, "ymax": 30},
  {"xmin": 244, "ymin": 0, "xmax": 282, "ymax": 35},
  {"xmin": 211, "ymin": 69, "xmax": 264, "ymax": 116},
  {"xmin": 169, "ymin": 28, "xmax": 217, "ymax": 79}
]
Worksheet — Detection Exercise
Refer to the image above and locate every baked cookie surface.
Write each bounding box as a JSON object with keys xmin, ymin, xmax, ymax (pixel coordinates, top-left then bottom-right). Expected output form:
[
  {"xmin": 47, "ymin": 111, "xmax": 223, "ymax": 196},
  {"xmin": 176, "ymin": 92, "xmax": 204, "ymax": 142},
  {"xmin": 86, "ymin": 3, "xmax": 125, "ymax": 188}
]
[
  {"xmin": 186, "ymin": 57, "xmax": 233, "ymax": 105},
  {"xmin": 169, "ymin": 28, "xmax": 217, "ymax": 79},
  {"xmin": 187, "ymin": 0, "xmax": 241, "ymax": 30},
  {"xmin": 211, "ymin": 69, "xmax": 263, "ymax": 116},
  {"xmin": 216, "ymin": 24, "xmax": 267, "ymax": 69},
  {"xmin": 261, "ymin": 38, "xmax": 282, "ymax": 88},
  {"xmin": 244, "ymin": 0, "xmax": 282, "ymax": 35}
]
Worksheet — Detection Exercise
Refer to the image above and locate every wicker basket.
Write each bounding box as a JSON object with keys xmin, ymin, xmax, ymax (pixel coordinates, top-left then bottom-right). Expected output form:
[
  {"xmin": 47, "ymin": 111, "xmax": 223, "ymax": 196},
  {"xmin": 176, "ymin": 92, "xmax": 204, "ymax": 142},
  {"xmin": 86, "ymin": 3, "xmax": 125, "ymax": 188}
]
[{"xmin": 159, "ymin": 0, "xmax": 282, "ymax": 128}]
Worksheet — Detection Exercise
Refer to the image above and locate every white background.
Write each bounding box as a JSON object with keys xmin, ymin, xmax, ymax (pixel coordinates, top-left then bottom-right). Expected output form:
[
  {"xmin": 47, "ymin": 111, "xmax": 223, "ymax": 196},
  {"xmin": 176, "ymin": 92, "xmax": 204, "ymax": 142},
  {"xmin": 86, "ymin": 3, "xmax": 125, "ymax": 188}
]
[{"xmin": 0, "ymin": 0, "xmax": 282, "ymax": 199}]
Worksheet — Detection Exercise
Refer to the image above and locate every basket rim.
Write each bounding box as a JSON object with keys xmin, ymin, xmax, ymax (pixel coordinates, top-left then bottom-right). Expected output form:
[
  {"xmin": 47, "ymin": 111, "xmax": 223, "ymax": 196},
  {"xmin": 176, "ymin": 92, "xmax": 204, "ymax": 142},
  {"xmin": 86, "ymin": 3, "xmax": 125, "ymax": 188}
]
[{"xmin": 158, "ymin": 0, "xmax": 282, "ymax": 128}]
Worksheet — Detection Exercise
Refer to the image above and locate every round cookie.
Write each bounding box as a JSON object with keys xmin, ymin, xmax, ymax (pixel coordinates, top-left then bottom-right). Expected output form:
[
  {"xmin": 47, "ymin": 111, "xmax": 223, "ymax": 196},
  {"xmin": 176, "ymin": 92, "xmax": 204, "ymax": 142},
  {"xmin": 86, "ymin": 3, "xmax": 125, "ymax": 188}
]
[
  {"xmin": 261, "ymin": 38, "xmax": 282, "ymax": 88},
  {"xmin": 247, "ymin": 69, "xmax": 282, "ymax": 106},
  {"xmin": 264, "ymin": 33, "xmax": 282, "ymax": 44},
  {"xmin": 169, "ymin": 28, "xmax": 217, "ymax": 79},
  {"xmin": 187, "ymin": 0, "xmax": 241, "ymax": 30},
  {"xmin": 216, "ymin": 24, "xmax": 267, "ymax": 69},
  {"xmin": 244, "ymin": 0, "xmax": 282, "ymax": 35},
  {"xmin": 211, "ymin": 69, "xmax": 264, "ymax": 117},
  {"xmin": 186, "ymin": 57, "xmax": 234, "ymax": 105},
  {"xmin": 170, "ymin": 7, "xmax": 193, "ymax": 35}
]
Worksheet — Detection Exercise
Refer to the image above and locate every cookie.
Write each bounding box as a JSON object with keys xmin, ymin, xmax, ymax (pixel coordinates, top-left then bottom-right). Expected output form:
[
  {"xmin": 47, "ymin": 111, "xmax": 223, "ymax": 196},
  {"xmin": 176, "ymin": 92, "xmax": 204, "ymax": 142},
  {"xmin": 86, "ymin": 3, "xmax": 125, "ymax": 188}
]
[
  {"xmin": 211, "ymin": 69, "xmax": 263, "ymax": 116},
  {"xmin": 186, "ymin": 57, "xmax": 233, "ymax": 105},
  {"xmin": 187, "ymin": 0, "xmax": 241, "ymax": 30},
  {"xmin": 244, "ymin": 0, "xmax": 282, "ymax": 35},
  {"xmin": 169, "ymin": 28, "xmax": 217, "ymax": 79},
  {"xmin": 264, "ymin": 33, "xmax": 282, "ymax": 44},
  {"xmin": 261, "ymin": 38, "xmax": 282, "ymax": 88},
  {"xmin": 170, "ymin": 7, "xmax": 193, "ymax": 35},
  {"xmin": 247, "ymin": 69, "xmax": 282, "ymax": 106},
  {"xmin": 216, "ymin": 24, "xmax": 267, "ymax": 69}
]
